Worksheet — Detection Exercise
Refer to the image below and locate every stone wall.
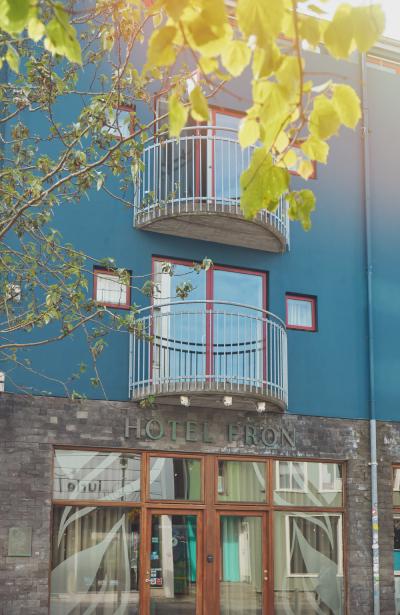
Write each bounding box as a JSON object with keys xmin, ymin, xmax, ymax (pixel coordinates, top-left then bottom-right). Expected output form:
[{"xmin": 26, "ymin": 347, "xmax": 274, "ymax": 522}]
[{"xmin": 0, "ymin": 392, "xmax": 398, "ymax": 614}]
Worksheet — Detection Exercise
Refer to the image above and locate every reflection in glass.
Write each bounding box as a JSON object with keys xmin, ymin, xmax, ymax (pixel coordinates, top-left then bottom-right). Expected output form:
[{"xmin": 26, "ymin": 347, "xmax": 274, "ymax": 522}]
[
  {"xmin": 394, "ymin": 516, "xmax": 400, "ymax": 614},
  {"xmin": 393, "ymin": 468, "xmax": 400, "ymax": 506},
  {"xmin": 150, "ymin": 515, "xmax": 197, "ymax": 615},
  {"xmin": 50, "ymin": 506, "xmax": 140, "ymax": 614},
  {"xmin": 274, "ymin": 512, "xmax": 343, "ymax": 615},
  {"xmin": 53, "ymin": 450, "xmax": 141, "ymax": 502},
  {"xmin": 149, "ymin": 457, "xmax": 201, "ymax": 501},
  {"xmin": 217, "ymin": 461, "xmax": 266, "ymax": 502},
  {"xmin": 153, "ymin": 260, "xmax": 207, "ymax": 385},
  {"xmin": 220, "ymin": 516, "xmax": 262, "ymax": 615},
  {"xmin": 274, "ymin": 461, "xmax": 343, "ymax": 507},
  {"xmin": 213, "ymin": 269, "xmax": 264, "ymax": 388},
  {"xmin": 213, "ymin": 112, "xmax": 244, "ymax": 202}
]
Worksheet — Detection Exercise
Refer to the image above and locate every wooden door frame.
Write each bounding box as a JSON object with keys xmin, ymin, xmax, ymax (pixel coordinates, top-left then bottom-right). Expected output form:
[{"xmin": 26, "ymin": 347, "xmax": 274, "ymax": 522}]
[{"xmin": 142, "ymin": 508, "xmax": 204, "ymax": 615}]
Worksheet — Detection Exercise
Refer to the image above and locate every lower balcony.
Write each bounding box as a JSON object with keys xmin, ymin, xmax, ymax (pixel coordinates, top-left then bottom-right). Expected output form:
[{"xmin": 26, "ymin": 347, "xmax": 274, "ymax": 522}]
[
  {"xmin": 129, "ymin": 300, "xmax": 288, "ymax": 412},
  {"xmin": 134, "ymin": 126, "xmax": 289, "ymax": 252}
]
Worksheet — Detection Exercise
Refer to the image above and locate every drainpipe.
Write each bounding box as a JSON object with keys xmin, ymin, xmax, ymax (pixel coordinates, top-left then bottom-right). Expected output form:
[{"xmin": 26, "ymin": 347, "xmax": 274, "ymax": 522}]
[{"xmin": 360, "ymin": 52, "xmax": 380, "ymax": 614}]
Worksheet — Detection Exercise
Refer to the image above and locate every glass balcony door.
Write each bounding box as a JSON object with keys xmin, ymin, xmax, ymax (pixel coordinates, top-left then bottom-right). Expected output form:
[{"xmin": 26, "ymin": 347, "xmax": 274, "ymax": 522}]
[
  {"xmin": 218, "ymin": 513, "xmax": 268, "ymax": 615},
  {"xmin": 152, "ymin": 259, "xmax": 266, "ymax": 391},
  {"xmin": 143, "ymin": 510, "xmax": 202, "ymax": 615}
]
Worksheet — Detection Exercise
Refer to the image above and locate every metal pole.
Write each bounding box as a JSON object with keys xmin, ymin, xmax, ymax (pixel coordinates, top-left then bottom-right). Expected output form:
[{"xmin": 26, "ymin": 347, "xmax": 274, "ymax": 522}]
[{"xmin": 360, "ymin": 51, "xmax": 380, "ymax": 614}]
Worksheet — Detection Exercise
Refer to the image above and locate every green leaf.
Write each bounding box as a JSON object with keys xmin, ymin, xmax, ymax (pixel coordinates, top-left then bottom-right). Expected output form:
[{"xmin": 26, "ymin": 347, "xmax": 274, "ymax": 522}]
[
  {"xmin": 168, "ymin": 94, "xmax": 188, "ymax": 138},
  {"xmin": 189, "ymin": 86, "xmax": 209, "ymax": 122},
  {"xmin": 300, "ymin": 15, "xmax": 321, "ymax": 47},
  {"xmin": 147, "ymin": 25, "xmax": 177, "ymax": 67},
  {"xmin": 237, "ymin": 0, "xmax": 285, "ymax": 42},
  {"xmin": 27, "ymin": 17, "xmax": 45, "ymax": 42},
  {"xmin": 240, "ymin": 148, "xmax": 289, "ymax": 218},
  {"xmin": 238, "ymin": 117, "xmax": 260, "ymax": 148},
  {"xmin": 332, "ymin": 84, "xmax": 361, "ymax": 129},
  {"xmin": 287, "ymin": 189, "xmax": 316, "ymax": 230},
  {"xmin": 159, "ymin": 0, "xmax": 191, "ymax": 20},
  {"xmin": 352, "ymin": 5, "xmax": 385, "ymax": 52},
  {"xmin": 221, "ymin": 40, "xmax": 251, "ymax": 77},
  {"xmin": 323, "ymin": 4, "xmax": 354, "ymax": 59},
  {"xmin": 252, "ymin": 42, "xmax": 282, "ymax": 79},
  {"xmin": 309, "ymin": 94, "xmax": 341, "ymax": 140},
  {"xmin": 45, "ymin": 5, "xmax": 82, "ymax": 64},
  {"xmin": 5, "ymin": 44, "xmax": 20, "ymax": 73},
  {"xmin": 301, "ymin": 136, "xmax": 329, "ymax": 164},
  {"xmin": 0, "ymin": 0, "xmax": 31, "ymax": 33}
]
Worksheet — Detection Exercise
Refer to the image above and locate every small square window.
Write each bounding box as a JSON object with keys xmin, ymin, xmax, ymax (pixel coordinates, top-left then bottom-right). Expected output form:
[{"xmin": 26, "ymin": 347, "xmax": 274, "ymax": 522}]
[
  {"xmin": 93, "ymin": 268, "xmax": 130, "ymax": 309},
  {"xmin": 286, "ymin": 294, "xmax": 317, "ymax": 331}
]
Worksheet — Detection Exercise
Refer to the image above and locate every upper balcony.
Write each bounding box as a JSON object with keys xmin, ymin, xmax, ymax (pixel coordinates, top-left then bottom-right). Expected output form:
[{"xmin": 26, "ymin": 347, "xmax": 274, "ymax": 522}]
[
  {"xmin": 129, "ymin": 300, "xmax": 288, "ymax": 412},
  {"xmin": 134, "ymin": 125, "xmax": 289, "ymax": 252}
]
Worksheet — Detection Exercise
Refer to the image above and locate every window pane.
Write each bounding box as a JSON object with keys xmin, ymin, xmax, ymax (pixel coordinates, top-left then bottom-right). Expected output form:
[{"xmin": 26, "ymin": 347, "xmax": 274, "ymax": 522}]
[
  {"xmin": 394, "ymin": 468, "xmax": 400, "ymax": 506},
  {"xmin": 217, "ymin": 460, "xmax": 266, "ymax": 502},
  {"xmin": 287, "ymin": 298, "xmax": 313, "ymax": 328},
  {"xmin": 53, "ymin": 450, "xmax": 141, "ymax": 502},
  {"xmin": 220, "ymin": 516, "xmax": 262, "ymax": 615},
  {"xmin": 50, "ymin": 506, "xmax": 140, "ymax": 614},
  {"xmin": 149, "ymin": 457, "xmax": 201, "ymax": 501},
  {"xmin": 150, "ymin": 515, "xmax": 198, "ymax": 614},
  {"xmin": 274, "ymin": 512, "xmax": 344, "ymax": 615},
  {"xmin": 96, "ymin": 271, "xmax": 128, "ymax": 305},
  {"xmin": 394, "ymin": 516, "xmax": 400, "ymax": 614},
  {"xmin": 274, "ymin": 461, "xmax": 343, "ymax": 507}
]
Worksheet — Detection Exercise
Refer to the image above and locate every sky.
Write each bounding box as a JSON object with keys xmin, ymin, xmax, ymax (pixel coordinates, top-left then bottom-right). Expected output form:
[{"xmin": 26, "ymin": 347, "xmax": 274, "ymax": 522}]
[{"xmin": 325, "ymin": 0, "xmax": 400, "ymax": 40}]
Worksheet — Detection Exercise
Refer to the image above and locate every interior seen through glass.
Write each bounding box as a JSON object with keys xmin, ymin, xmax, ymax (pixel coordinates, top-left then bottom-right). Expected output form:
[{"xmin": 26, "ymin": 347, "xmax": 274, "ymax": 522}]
[{"xmin": 50, "ymin": 452, "xmax": 345, "ymax": 615}]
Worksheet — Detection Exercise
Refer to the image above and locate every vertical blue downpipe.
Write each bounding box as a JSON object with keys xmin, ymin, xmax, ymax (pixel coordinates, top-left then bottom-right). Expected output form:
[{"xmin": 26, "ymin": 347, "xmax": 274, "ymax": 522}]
[{"xmin": 360, "ymin": 52, "xmax": 380, "ymax": 614}]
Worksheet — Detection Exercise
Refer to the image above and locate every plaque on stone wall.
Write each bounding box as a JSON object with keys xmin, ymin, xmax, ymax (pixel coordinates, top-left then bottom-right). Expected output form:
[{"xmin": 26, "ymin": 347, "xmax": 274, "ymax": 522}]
[{"xmin": 8, "ymin": 527, "xmax": 32, "ymax": 557}]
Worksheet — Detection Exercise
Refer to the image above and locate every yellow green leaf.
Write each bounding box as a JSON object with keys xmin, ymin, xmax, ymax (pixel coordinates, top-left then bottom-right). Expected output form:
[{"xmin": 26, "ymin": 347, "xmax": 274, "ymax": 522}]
[
  {"xmin": 301, "ymin": 136, "xmax": 329, "ymax": 164},
  {"xmin": 281, "ymin": 149, "xmax": 297, "ymax": 169},
  {"xmin": 300, "ymin": 15, "xmax": 321, "ymax": 47},
  {"xmin": 240, "ymin": 148, "xmax": 289, "ymax": 218},
  {"xmin": 221, "ymin": 40, "xmax": 251, "ymax": 77},
  {"xmin": 168, "ymin": 94, "xmax": 188, "ymax": 138},
  {"xmin": 198, "ymin": 56, "xmax": 219, "ymax": 74},
  {"xmin": 332, "ymin": 84, "xmax": 361, "ymax": 129},
  {"xmin": 5, "ymin": 44, "xmax": 19, "ymax": 73},
  {"xmin": 309, "ymin": 94, "xmax": 341, "ymax": 139},
  {"xmin": 45, "ymin": 6, "xmax": 82, "ymax": 65},
  {"xmin": 237, "ymin": 0, "xmax": 285, "ymax": 42},
  {"xmin": 352, "ymin": 5, "xmax": 385, "ymax": 52},
  {"xmin": 0, "ymin": 0, "xmax": 31, "ymax": 34},
  {"xmin": 147, "ymin": 25, "xmax": 177, "ymax": 67},
  {"xmin": 287, "ymin": 189, "xmax": 316, "ymax": 230},
  {"xmin": 159, "ymin": 0, "xmax": 191, "ymax": 20},
  {"xmin": 189, "ymin": 86, "xmax": 209, "ymax": 122},
  {"xmin": 323, "ymin": 4, "xmax": 354, "ymax": 59},
  {"xmin": 238, "ymin": 117, "xmax": 260, "ymax": 148},
  {"xmin": 27, "ymin": 17, "xmax": 45, "ymax": 42},
  {"xmin": 298, "ymin": 159, "xmax": 315, "ymax": 180},
  {"xmin": 252, "ymin": 43, "xmax": 282, "ymax": 79}
]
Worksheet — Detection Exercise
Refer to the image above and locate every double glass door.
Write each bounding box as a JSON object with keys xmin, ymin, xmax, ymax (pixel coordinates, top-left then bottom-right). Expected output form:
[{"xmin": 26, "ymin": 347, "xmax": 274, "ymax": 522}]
[{"xmin": 142, "ymin": 510, "xmax": 269, "ymax": 615}]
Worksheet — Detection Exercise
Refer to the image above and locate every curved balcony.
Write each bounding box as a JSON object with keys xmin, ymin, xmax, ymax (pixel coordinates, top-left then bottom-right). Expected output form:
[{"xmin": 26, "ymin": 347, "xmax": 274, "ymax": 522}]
[
  {"xmin": 129, "ymin": 300, "xmax": 288, "ymax": 412},
  {"xmin": 134, "ymin": 126, "xmax": 289, "ymax": 252}
]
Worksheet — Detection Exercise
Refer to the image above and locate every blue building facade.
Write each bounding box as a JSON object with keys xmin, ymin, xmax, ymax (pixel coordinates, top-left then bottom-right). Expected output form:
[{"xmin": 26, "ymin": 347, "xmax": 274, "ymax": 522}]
[{"xmin": 3, "ymin": 29, "xmax": 400, "ymax": 615}]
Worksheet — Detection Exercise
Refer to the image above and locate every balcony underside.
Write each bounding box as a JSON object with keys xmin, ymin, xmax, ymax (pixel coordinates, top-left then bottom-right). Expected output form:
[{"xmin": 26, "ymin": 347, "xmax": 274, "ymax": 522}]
[
  {"xmin": 135, "ymin": 201, "xmax": 287, "ymax": 253},
  {"xmin": 131, "ymin": 382, "xmax": 286, "ymax": 413}
]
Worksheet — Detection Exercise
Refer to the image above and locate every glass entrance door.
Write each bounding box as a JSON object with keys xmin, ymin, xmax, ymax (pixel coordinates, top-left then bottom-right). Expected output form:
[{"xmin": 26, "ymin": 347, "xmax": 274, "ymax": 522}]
[
  {"xmin": 218, "ymin": 513, "xmax": 268, "ymax": 615},
  {"xmin": 143, "ymin": 511, "xmax": 202, "ymax": 615}
]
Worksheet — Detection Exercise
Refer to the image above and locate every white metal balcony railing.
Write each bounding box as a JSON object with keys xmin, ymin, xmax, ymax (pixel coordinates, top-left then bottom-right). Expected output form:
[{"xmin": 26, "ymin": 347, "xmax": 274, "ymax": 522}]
[
  {"xmin": 134, "ymin": 125, "xmax": 290, "ymax": 249},
  {"xmin": 129, "ymin": 300, "xmax": 288, "ymax": 409}
]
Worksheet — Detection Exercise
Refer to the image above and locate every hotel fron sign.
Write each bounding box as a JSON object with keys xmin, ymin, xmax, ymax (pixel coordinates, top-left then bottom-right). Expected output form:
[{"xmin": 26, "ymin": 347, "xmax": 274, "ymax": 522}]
[{"xmin": 125, "ymin": 416, "xmax": 296, "ymax": 449}]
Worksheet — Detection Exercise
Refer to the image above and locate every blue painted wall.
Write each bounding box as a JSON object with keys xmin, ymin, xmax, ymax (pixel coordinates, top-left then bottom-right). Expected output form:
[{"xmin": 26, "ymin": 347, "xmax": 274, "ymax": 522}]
[{"xmin": 4, "ymin": 44, "xmax": 400, "ymax": 423}]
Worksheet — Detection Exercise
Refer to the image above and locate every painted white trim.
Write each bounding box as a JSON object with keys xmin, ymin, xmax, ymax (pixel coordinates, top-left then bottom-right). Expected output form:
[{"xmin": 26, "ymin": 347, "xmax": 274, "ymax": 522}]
[
  {"xmin": 285, "ymin": 513, "xmax": 343, "ymax": 578},
  {"xmin": 275, "ymin": 460, "xmax": 308, "ymax": 493},
  {"xmin": 318, "ymin": 463, "xmax": 343, "ymax": 494}
]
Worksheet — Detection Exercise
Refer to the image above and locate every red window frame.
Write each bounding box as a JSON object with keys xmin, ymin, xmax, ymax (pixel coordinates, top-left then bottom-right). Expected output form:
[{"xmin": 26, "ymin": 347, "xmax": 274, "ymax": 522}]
[
  {"xmin": 285, "ymin": 293, "xmax": 317, "ymax": 332},
  {"xmin": 93, "ymin": 267, "xmax": 131, "ymax": 310},
  {"xmin": 152, "ymin": 256, "xmax": 268, "ymax": 378}
]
